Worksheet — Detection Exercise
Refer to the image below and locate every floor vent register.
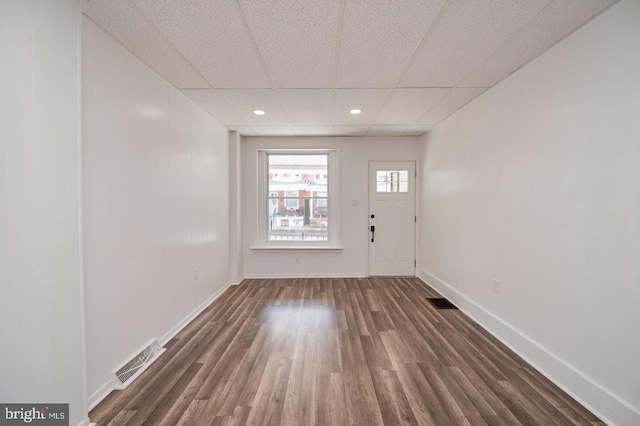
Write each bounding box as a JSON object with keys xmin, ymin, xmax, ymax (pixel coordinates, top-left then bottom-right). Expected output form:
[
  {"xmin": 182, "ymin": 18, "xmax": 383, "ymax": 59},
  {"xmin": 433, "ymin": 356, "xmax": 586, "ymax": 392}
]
[{"xmin": 428, "ymin": 297, "xmax": 459, "ymax": 310}]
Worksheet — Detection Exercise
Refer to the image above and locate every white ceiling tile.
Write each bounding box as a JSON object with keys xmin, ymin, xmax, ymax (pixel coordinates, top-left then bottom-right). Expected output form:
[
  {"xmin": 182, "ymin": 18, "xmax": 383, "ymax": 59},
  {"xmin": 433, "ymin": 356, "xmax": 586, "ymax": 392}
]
[
  {"xmin": 291, "ymin": 126, "xmax": 332, "ymax": 136},
  {"xmin": 336, "ymin": 0, "xmax": 446, "ymax": 88},
  {"xmin": 82, "ymin": 0, "xmax": 210, "ymax": 89},
  {"xmin": 181, "ymin": 90, "xmax": 244, "ymax": 126},
  {"xmin": 238, "ymin": 0, "xmax": 341, "ymax": 88},
  {"xmin": 332, "ymin": 89, "xmax": 391, "ymax": 126},
  {"xmin": 330, "ymin": 126, "xmax": 370, "ymax": 137},
  {"xmin": 415, "ymin": 88, "xmax": 487, "ymax": 126},
  {"xmin": 131, "ymin": 0, "xmax": 271, "ymax": 88},
  {"xmin": 227, "ymin": 126, "xmax": 257, "ymax": 136},
  {"xmin": 277, "ymin": 89, "xmax": 334, "ymax": 126},
  {"xmin": 374, "ymin": 88, "xmax": 450, "ymax": 125},
  {"xmin": 218, "ymin": 89, "xmax": 288, "ymax": 125},
  {"xmin": 86, "ymin": 0, "xmax": 615, "ymax": 136},
  {"xmin": 251, "ymin": 126, "xmax": 294, "ymax": 136},
  {"xmin": 400, "ymin": 0, "xmax": 551, "ymax": 88},
  {"xmin": 459, "ymin": 0, "xmax": 617, "ymax": 88},
  {"xmin": 366, "ymin": 126, "xmax": 411, "ymax": 137}
]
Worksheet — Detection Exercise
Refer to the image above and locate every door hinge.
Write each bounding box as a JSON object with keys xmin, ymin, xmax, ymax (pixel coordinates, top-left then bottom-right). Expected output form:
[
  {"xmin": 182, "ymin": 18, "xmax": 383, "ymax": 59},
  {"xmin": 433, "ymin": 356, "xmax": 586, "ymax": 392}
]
[
  {"xmin": 415, "ymin": 170, "xmax": 417, "ymax": 178},
  {"xmin": 415, "ymin": 215, "xmax": 417, "ymax": 222},
  {"xmin": 414, "ymin": 260, "xmax": 417, "ymax": 267}
]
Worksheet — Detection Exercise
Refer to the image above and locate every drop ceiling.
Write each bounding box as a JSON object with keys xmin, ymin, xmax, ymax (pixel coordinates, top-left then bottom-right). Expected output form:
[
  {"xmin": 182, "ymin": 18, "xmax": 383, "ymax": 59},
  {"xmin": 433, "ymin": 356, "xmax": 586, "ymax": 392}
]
[{"xmin": 82, "ymin": 0, "xmax": 616, "ymax": 137}]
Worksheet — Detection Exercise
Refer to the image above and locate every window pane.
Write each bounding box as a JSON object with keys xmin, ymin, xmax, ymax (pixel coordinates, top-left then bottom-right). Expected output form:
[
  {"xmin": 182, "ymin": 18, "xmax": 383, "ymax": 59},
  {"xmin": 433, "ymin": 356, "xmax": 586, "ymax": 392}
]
[
  {"xmin": 376, "ymin": 170, "xmax": 409, "ymax": 193},
  {"xmin": 285, "ymin": 191, "xmax": 298, "ymax": 208},
  {"xmin": 267, "ymin": 154, "xmax": 329, "ymax": 242},
  {"xmin": 267, "ymin": 198, "xmax": 328, "ymax": 241}
]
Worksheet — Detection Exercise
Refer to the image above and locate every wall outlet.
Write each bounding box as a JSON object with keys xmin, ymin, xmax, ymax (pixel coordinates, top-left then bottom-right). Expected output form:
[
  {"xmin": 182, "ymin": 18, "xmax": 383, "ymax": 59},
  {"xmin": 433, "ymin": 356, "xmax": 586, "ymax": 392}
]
[
  {"xmin": 295, "ymin": 257, "xmax": 300, "ymax": 264},
  {"xmin": 492, "ymin": 278, "xmax": 499, "ymax": 294},
  {"xmin": 194, "ymin": 268, "xmax": 199, "ymax": 280}
]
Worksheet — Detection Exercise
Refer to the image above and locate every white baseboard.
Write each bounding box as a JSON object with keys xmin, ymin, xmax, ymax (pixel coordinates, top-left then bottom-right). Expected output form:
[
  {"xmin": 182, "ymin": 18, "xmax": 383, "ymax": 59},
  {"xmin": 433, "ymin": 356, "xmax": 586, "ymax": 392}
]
[
  {"xmin": 88, "ymin": 376, "xmax": 120, "ymax": 412},
  {"xmin": 159, "ymin": 281, "xmax": 234, "ymax": 346},
  {"xmin": 243, "ymin": 272, "xmax": 366, "ymax": 279},
  {"xmin": 77, "ymin": 418, "xmax": 95, "ymax": 426},
  {"xmin": 88, "ymin": 281, "xmax": 234, "ymax": 413},
  {"xmin": 418, "ymin": 269, "xmax": 640, "ymax": 426}
]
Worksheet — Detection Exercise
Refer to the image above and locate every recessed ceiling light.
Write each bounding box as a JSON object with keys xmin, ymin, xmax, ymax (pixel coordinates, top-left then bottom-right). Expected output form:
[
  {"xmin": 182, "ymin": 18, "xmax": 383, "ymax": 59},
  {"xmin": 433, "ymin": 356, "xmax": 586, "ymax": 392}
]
[
  {"xmin": 253, "ymin": 109, "xmax": 265, "ymax": 115},
  {"xmin": 350, "ymin": 108, "xmax": 362, "ymax": 115}
]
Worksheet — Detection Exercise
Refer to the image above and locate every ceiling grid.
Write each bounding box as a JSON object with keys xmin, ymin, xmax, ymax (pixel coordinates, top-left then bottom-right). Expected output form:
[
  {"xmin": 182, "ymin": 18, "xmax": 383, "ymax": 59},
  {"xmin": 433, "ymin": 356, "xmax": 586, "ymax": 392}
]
[{"xmin": 82, "ymin": 0, "xmax": 618, "ymax": 137}]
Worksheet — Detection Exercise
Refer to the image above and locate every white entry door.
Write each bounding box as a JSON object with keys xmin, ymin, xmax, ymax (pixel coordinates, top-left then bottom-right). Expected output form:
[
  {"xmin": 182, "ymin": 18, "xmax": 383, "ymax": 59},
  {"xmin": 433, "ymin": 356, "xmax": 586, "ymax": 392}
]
[{"xmin": 369, "ymin": 161, "xmax": 416, "ymax": 276}]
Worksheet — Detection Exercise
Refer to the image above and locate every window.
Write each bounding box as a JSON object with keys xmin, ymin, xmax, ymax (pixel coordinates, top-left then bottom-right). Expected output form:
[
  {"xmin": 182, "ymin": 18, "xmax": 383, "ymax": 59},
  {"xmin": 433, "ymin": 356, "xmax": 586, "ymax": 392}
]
[
  {"xmin": 284, "ymin": 191, "xmax": 299, "ymax": 209},
  {"xmin": 268, "ymin": 154, "xmax": 327, "ymax": 241},
  {"xmin": 376, "ymin": 170, "xmax": 409, "ymax": 193},
  {"xmin": 256, "ymin": 150, "xmax": 340, "ymax": 249}
]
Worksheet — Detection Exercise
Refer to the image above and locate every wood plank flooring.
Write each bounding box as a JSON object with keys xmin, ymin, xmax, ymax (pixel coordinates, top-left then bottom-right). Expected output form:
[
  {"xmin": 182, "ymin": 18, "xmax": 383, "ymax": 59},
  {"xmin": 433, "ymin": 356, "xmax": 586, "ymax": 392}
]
[{"xmin": 90, "ymin": 278, "xmax": 604, "ymax": 425}]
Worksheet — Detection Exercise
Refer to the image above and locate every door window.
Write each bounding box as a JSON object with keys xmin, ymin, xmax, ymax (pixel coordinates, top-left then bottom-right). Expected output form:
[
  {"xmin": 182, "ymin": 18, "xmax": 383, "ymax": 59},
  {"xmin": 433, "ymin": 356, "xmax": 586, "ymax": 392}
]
[{"xmin": 376, "ymin": 170, "xmax": 409, "ymax": 193}]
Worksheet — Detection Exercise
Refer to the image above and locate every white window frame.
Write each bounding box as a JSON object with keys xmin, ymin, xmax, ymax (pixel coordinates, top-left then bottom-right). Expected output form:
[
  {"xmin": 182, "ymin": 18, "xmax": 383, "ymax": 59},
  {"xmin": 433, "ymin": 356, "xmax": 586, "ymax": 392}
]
[{"xmin": 255, "ymin": 149, "xmax": 341, "ymax": 250}]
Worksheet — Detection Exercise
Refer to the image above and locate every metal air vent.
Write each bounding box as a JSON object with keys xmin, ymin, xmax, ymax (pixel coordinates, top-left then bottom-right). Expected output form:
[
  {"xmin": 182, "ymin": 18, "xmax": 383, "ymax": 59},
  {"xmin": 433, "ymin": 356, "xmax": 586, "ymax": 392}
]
[{"xmin": 115, "ymin": 340, "xmax": 163, "ymax": 385}]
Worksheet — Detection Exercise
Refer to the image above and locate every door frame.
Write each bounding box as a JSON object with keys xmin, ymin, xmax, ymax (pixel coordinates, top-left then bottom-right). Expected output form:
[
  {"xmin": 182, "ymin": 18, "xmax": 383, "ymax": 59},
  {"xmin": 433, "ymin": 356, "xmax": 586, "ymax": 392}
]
[{"xmin": 367, "ymin": 160, "xmax": 419, "ymax": 277}]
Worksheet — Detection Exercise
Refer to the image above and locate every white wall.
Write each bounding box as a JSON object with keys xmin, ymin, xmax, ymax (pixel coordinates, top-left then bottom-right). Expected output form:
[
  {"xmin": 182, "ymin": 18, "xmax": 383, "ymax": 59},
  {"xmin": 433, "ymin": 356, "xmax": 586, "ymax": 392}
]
[
  {"xmin": 0, "ymin": 1, "xmax": 88, "ymax": 425},
  {"xmin": 241, "ymin": 136, "xmax": 419, "ymax": 277},
  {"xmin": 83, "ymin": 17, "xmax": 230, "ymax": 402},
  {"xmin": 418, "ymin": 1, "xmax": 640, "ymax": 425},
  {"xmin": 229, "ymin": 131, "xmax": 243, "ymax": 284}
]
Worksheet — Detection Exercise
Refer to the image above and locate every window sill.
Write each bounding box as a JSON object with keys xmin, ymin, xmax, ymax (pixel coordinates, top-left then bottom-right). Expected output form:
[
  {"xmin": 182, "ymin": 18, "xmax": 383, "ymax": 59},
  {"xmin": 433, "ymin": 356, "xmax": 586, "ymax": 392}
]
[{"xmin": 250, "ymin": 246, "xmax": 343, "ymax": 253}]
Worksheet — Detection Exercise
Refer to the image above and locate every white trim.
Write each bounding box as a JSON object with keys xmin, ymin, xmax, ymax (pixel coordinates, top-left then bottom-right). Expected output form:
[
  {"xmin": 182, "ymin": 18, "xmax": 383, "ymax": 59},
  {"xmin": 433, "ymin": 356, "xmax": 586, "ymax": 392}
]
[
  {"xmin": 417, "ymin": 269, "xmax": 640, "ymax": 426},
  {"xmin": 76, "ymin": 0, "xmax": 90, "ymax": 421},
  {"xmin": 255, "ymin": 149, "xmax": 341, "ymax": 250},
  {"xmin": 77, "ymin": 419, "xmax": 96, "ymax": 426},
  {"xmin": 250, "ymin": 246, "xmax": 343, "ymax": 253},
  {"xmin": 159, "ymin": 281, "xmax": 233, "ymax": 346},
  {"xmin": 368, "ymin": 160, "xmax": 417, "ymax": 277},
  {"xmin": 88, "ymin": 376, "xmax": 120, "ymax": 412},
  {"xmin": 243, "ymin": 273, "xmax": 366, "ymax": 279},
  {"xmin": 87, "ymin": 281, "xmax": 234, "ymax": 412},
  {"xmin": 229, "ymin": 132, "xmax": 244, "ymax": 286}
]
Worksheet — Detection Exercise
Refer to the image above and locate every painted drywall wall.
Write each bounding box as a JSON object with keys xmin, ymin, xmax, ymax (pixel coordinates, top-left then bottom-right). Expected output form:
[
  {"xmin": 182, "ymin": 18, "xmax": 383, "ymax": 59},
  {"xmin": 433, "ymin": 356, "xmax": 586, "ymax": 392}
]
[
  {"xmin": 418, "ymin": 1, "xmax": 640, "ymax": 424},
  {"xmin": 241, "ymin": 136, "xmax": 419, "ymax": 277},
  {"xmin": 83, "ymin": 17, "xmax": 230, "ymax": 400},
  {"xmin": 0, "ymin": 1, "xmax": 88, "ymax": 425},
  {"xmin": 229, "ymin": 132, "xmax": 243, "ymax": 284}
]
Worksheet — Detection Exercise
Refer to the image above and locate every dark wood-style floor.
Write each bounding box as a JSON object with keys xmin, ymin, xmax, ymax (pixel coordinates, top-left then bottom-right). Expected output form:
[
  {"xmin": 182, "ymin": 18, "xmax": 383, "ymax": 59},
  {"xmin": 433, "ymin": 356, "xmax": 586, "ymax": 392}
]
[{"xmin": 90, "ymin": 278, "xmax": 603, "ymax": 425}]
